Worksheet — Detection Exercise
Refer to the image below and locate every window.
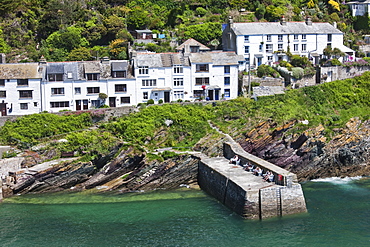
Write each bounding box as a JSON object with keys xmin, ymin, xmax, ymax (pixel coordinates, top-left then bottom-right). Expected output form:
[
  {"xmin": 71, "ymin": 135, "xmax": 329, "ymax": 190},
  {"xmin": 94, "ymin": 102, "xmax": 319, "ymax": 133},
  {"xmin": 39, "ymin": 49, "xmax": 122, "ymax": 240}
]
[
  {"xmin": 115, "ymin": 84, "xmax": 127, "ymax": 92},
  {"xmin": 267, "ymin": 35, "xmax": 271, "ymax": 42},
  {"xmin": 17, "ymin": 79, "xmax": 28, "ymax": 86},
  {"xmin": 174, "ymin": 78, "xmax": 183, "ymax": 87},
  {"xmin": 0, "ymin": 91, "xmax": 5, "ymax": 97},
  {"xmin": 121, "ymin": 97, "xmax": 130, "ymax": 104},
  {"xmin": 224, "ymin": 77, "xmax": 230, "ymax": 85},
  {"xmin": 20, "ymin": 103, "xmax": 28, "ymax": 110},
  {"xmin": 224, "ymin": 89, "xmax": 230, "ymax": 97},
  {"xmin": 19, "ymin": 90, "xmax": 32, "ymax": 98},
  {"xmin": 174, "ymin": 91, "xmax": 184, "ymax": 99},
  {"xmin": 196, "ymin": 64, "xmax": 209, "ymax": 72},
  {"xmin": 259, "ymin": 44, "xmax": 263, "ymax": 52},
  {"xmin": 173, "ymin": 65, "xmax": 183, "ymax": 74},
  {"xmin": 75, "ymin": 87, "xmax": 81, "ymax": 94},
  {"xmin": 244, "ymin": 46, "xmax": 250, "ymax": 54},
  {"xmin": 143, "ymin": 92, "xmax": 148, "ymax": 99},
  {"xmin": 34, "ymin": 102, "xmax": 38, "ymax": 107},
  {"xmin": 190, "ymin": 46, "xmax": 199, "ymax": 53},
  {"xmin": 0, "ymin": 79, "xmax": 5, "ymax": 86},
  {"xmin": 278, "ymin": 44, "xmax": 283, "ymax": 51},
  {"xmin": 87, "ymin": 87, "xmax": 100, "ymax": 94},
  {"xmin": 195, "ymin": 77, "xmax": 209, "ymax": 85},
  {"xmin": 327, "ymin": 43, "xmax": 332, "ymax": 49},
  {"xmin": 91, "ymin": 100, "xmax": 100, "ymax": 108},
  {"xmin": 302, "ymin": 34, "xmax": 306, "ymax": 40},
  {"xmin": 112, "ymin": 71, "xmax": 126, "ymax": 78},
  {"xmin": 244, "ymin": 35, "xmax": 249, "ymax": 42},
  {"xmin": 224, "ymin": 66, "xmax": 230, "ymax": 74},
  {"xmin": 86, "ymin": 73, "xmax": 99, "ymax": 81},
  {"xmin": 294, "ymin": 44, "xmax": 299, "ymax": 51},
  {"xmin": 294, "ymin": 34, "xmax": 299, "ymax": 40},
  {"xmin": 48, "ymin": 74, "xmax": 63, "ymax": 81},
  {"xmin": 266, "ymin": 44, "xmax": 273, "ymax": 53},
  {"xmin": 278, "ymin": 35, "xmax": 283, "ymax": 41},
  {"xmin": 50, "ymin": 101, "xmax": 69, "ymax": 108},
  {"xmin": 268, "ymin": 56, "xmax": 273, "ymax": 61},
  {"xmin": 138, "ymin": 66, "xmax": 149, "ymax": 74},
  {"xmin": 67, "ymin": 72, "xmax": 73, "ymax": 79},
  {"xmin": 328, "ymin": 34, "xmax": 332, "ymax": 42},
  {"xmin": 51, "ymin": 88, "xmax": 64, "ymax": 95},
  {"xmin": 193, "ymin": 90, "xmax": 204, "ymax": 98},
  {"xmin": 142, "ymin": 79, "xmax": 157, "ymax": 87},
  {"xmin": 302, "ymin": 44, "xmax": 307, "ymax": 51}
]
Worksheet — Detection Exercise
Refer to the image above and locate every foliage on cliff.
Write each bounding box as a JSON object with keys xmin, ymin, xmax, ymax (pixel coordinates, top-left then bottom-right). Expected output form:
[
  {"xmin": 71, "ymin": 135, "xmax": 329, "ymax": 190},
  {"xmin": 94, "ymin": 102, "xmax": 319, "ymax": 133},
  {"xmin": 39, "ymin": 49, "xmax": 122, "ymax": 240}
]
[{"xmin": 0, "ymin": 0, "xmax": 363, "ymax": 62}]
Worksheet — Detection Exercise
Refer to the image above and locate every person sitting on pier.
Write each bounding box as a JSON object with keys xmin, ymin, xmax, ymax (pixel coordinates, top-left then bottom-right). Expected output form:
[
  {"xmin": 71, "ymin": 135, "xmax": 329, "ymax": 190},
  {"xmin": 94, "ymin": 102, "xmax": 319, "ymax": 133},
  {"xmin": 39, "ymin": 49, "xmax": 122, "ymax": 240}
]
[
  {"xmin": 229, "ymin": 155, "xmax": 240, "ymax": 165},
  {"xmin": 263, "ymin": 171, "xmax": 271, "ymax": 181},
  {"xmin": 254, "ymin": 167, "xmax": 262, "ymax": 176}
]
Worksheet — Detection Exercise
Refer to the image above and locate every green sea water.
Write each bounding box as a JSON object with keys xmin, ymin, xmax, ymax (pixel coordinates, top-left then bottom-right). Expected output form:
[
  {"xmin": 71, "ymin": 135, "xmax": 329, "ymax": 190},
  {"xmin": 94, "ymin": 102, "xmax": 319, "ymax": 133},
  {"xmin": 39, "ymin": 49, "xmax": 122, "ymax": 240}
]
[{"xmin": 1, "ymin": 177, "xmax": 370, "ymax": 247}]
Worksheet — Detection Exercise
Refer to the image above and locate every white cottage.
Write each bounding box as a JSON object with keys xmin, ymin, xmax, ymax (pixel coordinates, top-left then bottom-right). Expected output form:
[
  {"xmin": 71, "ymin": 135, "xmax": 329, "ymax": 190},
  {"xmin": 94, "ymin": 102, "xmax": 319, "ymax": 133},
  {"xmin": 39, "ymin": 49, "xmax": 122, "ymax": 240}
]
[
  {"xmin": 346, "ymin": 0, "xmax": 370, "ymax": 16},
  {"xmin": 222, "ymin": 17, "xmax": 354, "ymax": 68},
  {"xmin": 0, "ymin": 63, "xmax": 42, "ymax": 116}
]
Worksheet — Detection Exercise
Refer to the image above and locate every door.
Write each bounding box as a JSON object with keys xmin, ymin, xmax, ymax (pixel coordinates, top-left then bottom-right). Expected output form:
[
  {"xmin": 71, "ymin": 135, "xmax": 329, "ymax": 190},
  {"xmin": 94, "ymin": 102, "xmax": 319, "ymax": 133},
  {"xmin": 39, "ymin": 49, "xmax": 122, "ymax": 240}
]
[
  {"xmin": 257, "ymin": 57, "xmax": 262, "ymax": 66},
  {"xmin": 76, "ymin": 100, "xmax": 81, "ymax": 111},
  {"xmin": 83, "ymin": 100, "xmax": 88, "ymax": 110},
  {"xmin": 208, "ymin": 90, "xmax": 214, "ymax": 100},
  {"xmin": 215, "ymin": 90, "xmax": 219, "ymax": 100},
  {"xmin": 164, "ymin": 91, "xmax": 170, "ymax": 103},
  {"xmin": 109, "ymin": 97, "xmax": 116, "ymax": 107},
  {"xmin": 0, "ymin": 102, "xmax": 7, "ymax": 116}
]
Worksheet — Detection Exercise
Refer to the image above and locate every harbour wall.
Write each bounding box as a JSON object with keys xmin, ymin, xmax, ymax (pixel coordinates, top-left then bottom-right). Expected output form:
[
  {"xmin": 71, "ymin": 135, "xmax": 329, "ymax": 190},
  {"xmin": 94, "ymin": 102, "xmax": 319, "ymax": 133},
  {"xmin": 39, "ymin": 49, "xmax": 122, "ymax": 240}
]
[{"xmin": 198, "ymin": 142, "xmax": 307, "ymax": 219}]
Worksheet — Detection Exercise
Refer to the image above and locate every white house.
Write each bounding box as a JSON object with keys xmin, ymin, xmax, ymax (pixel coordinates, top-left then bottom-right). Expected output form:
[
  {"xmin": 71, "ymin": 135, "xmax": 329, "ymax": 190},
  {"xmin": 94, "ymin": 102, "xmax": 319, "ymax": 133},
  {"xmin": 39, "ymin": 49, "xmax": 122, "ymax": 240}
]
[
  {"xmin": 0, "ymin": 63, "xmax": 42, "ymax": 116},
  {"xmin": 0, "ymin": 39, "xmax": 243, "ymax": 116},
  {"xmin": 346, "ymin": 0, "xmax": 370, "ymax": 16},
  {"xmin": 222, "ymin": 17, "xmax": 355, "ymax": 68}
]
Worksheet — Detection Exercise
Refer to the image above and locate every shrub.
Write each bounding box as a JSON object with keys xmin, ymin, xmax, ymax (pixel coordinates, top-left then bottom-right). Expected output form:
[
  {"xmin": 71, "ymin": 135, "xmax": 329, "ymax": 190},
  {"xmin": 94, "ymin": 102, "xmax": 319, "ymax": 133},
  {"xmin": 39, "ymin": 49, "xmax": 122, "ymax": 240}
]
[
  {"xmin": 257, "ymin": 64, "xmax": 280, "ymax": 78},
  {"xmin": 291, "ymin": 67, "xmax": 304, "ymax": 79},
  {"xmin": 158, "ymin": 99, "xmax": 163, "ymax": 104},
  {"xmin": 147, "ymin": 99, "xmax": 154, "ymax": 105}
]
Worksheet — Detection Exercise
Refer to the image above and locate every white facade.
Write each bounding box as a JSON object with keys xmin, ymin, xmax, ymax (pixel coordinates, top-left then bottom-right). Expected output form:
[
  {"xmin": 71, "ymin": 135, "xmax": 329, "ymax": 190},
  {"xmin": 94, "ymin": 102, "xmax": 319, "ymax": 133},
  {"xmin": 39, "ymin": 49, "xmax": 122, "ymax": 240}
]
[
  {"xmin": 0, "ymin": 63, "xmax": 42, "ymax": 116},
  {"xmin": 223, "ymin": 17, "xmax": 354, "ymax": 68},
  {"xmin": 0, "ymin": 43, "xmax": 242, "ymax": 116},
  {"xmin": 347, "ymin": 1, "xmax": 370, "ymax": 16}
]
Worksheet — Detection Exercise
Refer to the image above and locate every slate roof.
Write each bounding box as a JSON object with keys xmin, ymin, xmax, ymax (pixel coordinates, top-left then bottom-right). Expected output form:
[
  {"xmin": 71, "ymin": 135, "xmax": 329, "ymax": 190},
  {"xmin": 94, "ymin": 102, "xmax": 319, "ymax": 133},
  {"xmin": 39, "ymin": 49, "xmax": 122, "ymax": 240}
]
[
  {"xmin": 347, "ymin": 0, "xmax": 370, "ymax": 4},
  {"xmin": 189, "ymin": 51, "xmax": 244, "ymax": 65},
  {"xmin": 176, "ymin": 38, "xmax": 211, "ymax": 51},
  {"xmin": 135, "ymin": 53, "xmax": 190, "ymax": 67},
  {"xmin": 231, "ymin": 22, "xmax": 342, "ymax": 35},
  {"xmin": 0, "ymin": 63, "xmax": 42, "ymax": 79}
]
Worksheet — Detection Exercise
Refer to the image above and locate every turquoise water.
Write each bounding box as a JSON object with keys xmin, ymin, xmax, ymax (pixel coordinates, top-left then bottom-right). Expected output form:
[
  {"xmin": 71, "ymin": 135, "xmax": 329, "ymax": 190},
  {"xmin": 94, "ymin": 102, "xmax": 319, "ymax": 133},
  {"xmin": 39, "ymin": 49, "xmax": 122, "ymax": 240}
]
[{"xmin": 1, "ymin": 177, "xmax": 370, "ymax": 247}]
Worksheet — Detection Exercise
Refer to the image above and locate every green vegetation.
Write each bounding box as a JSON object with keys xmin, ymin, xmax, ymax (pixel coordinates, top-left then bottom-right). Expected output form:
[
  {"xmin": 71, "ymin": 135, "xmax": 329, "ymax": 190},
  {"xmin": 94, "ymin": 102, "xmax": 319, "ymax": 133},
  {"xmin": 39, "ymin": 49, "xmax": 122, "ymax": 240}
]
[
  {"xmin": 0, "ymin": 0, "xmax": 367, "ymax": 62},
  {"xmin": 2, "ymin": 72, "xmax": 370, "ymax": 160},
  {"xmin": 0, "ymin": 112, "xmax": 92, "ymax": 147}
]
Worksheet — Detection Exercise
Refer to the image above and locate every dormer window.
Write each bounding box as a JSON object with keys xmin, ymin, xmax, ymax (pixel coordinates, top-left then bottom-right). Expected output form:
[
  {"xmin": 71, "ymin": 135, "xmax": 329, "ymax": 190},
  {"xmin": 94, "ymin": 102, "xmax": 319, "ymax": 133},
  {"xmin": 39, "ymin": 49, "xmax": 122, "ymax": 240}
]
[
  {"xmin": 48, "ymin": 74, "xmax": 63, "ymax": 81},
  {"xmin": 86, "ymin": 73, "xmax": 100, "ymax": 81},
  {"xmin": 111, "ymin": 62, "xmax": 128, "ymax": 78}
]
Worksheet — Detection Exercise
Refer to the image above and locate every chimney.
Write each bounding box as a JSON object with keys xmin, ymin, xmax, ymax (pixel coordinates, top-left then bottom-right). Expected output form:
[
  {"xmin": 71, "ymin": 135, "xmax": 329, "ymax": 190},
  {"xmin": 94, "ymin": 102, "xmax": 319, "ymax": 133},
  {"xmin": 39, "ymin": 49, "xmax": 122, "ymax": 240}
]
[
  {"xmin": 281, "ymin": 16, "xmax": 287, "ymax": 26},
  {"xmin": 229, "ymin": 16, "xmax": 234, "ymax": 28},
  {"xmin": 101, "ymin": 56, "xmax": 110, "ymax": 64},
  {"xmin": 0, "ymin": 53, "xmax": 6, "ymax": 64},
  {"xmin": 39, "ymin": 55, "xmax": 47, "ymax": 64},
  {"xmin": 333, "ymin": 22, "xmax": 337, "ymax": 29},
  {"xmin": 305, "ymin": 16, "xmax": 312, "ymax": 26}
]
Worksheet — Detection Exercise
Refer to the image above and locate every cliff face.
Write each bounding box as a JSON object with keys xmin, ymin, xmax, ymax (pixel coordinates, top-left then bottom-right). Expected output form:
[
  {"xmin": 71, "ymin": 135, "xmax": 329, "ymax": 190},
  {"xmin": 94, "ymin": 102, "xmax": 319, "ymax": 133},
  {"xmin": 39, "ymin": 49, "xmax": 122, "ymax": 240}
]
[
  {"xmin": 8, "ymin": 146, "xmax": 199, "ymax": 195},
  {"xmin": 239, "ymin": 118, "xmax": 370, "ymax": 181}
]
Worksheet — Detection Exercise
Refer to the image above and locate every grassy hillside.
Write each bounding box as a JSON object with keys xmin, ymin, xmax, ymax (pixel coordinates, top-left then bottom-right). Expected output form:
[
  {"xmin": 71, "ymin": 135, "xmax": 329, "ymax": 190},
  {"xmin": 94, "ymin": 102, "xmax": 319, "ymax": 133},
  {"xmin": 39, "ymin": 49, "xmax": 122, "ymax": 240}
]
[{"xmin": 1, "ymin": 71, "xmax": 370, "ymax": 159}]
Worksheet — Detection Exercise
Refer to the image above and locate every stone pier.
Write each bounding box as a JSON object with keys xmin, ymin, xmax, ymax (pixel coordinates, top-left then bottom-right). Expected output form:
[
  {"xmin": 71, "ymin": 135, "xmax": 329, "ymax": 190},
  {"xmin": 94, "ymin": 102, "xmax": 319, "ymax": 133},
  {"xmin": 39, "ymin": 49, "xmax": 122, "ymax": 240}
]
[{"xmin": 198, "ymin": 142, "xmax": 307, "ymax": 220}]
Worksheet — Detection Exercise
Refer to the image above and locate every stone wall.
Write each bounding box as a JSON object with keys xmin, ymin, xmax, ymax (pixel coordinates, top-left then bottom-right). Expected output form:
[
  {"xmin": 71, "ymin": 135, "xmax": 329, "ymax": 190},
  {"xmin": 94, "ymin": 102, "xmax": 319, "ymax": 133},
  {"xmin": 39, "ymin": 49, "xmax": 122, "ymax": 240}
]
[
  {"xmin": 321, "ymin": 65, "xmax": 370, "ymax": 83},
  {"xmin": 0, "ymin": 157, "xmax": 24, "ymax": 177}
]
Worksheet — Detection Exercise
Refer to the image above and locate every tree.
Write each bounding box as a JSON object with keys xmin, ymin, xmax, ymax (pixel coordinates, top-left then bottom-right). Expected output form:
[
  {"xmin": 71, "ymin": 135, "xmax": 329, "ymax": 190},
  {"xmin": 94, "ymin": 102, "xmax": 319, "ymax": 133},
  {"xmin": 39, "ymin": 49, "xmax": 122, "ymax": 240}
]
[
  {"xmin": 45, "ymin": 26, "xmax": 89, "ymax": 52},
  {"xmin": 109, "ymin": 39, "xmax": 127, "ymax": 59},
  {"xmin": 0, "ymin": 29, "xmax": 10, "ymax": 53},
  {"xmin": 127, "ymin": 6, "xmax": 150, "ymax": 30},
  {"xmin": 67, "ymin": 47, "xmax": 93, "ymax": 61},
  {"xmin": 181, "ymin": 22, "xmax": 222, "ymax": 46}
]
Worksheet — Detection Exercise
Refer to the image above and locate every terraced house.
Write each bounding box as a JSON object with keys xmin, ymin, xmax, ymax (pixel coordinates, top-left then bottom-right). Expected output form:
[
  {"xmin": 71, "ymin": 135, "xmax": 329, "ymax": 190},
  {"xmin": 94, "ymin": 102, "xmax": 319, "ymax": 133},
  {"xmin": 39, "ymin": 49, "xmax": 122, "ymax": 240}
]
[
  {"xmin": 222, "ymin": 16, "xmax": 355, "ymax": 68},
  {"xmin": 0, "ymin": 39, "xmax": 242, "ymax": 116}
]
